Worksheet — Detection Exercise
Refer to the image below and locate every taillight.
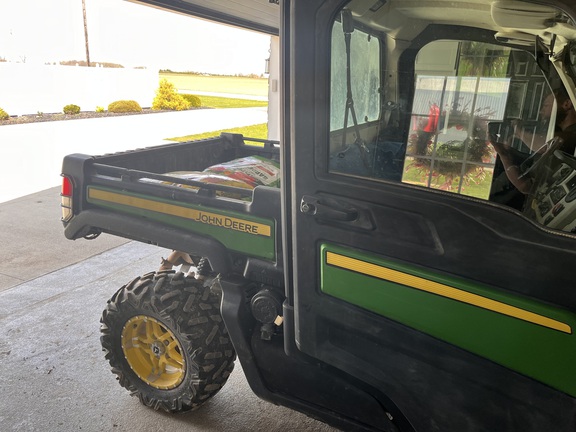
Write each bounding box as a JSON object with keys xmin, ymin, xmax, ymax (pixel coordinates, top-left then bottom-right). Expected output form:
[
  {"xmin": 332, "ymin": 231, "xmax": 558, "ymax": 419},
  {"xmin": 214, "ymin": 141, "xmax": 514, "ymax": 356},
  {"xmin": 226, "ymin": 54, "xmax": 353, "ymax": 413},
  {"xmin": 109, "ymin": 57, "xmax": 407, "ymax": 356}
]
[{"xmin": 61, "ymin": 175, "xmax": 73, "ymax": 222}]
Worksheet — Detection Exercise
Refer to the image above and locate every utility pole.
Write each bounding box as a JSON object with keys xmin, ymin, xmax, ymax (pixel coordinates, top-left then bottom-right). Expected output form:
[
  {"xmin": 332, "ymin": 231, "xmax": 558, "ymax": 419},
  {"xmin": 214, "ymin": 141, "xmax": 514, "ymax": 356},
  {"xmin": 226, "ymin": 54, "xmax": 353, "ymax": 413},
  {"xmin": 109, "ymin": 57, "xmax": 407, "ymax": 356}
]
[{"xmin": 82, "ymin": 0, "xmax": 91, "ymax": 66}]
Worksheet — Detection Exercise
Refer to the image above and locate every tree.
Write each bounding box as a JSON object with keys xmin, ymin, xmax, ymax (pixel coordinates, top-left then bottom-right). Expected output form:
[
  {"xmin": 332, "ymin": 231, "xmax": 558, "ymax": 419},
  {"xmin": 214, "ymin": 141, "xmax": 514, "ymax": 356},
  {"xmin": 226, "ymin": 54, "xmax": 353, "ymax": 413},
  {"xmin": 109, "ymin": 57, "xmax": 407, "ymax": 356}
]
[{"xmin": 457, "ymin": 41, "xmax": 509, "ymax": 77}]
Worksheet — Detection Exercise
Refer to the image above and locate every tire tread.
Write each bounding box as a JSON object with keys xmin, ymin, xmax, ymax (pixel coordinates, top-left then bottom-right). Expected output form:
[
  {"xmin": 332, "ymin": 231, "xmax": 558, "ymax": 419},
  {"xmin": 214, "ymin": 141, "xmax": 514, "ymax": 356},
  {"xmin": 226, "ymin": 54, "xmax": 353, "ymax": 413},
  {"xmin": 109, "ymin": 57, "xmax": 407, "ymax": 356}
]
[{"xmin": 100, "ymin": 271, "xmax": 236, "ymax": 413}]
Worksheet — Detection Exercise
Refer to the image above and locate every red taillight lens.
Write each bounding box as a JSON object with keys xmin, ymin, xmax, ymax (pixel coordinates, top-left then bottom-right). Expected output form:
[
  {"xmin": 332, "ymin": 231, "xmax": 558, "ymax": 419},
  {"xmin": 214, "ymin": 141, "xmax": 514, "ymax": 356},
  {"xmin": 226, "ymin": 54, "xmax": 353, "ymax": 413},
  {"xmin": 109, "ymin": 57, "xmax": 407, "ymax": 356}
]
[
  {"xmin": 61, "ymin": 175, "xmax": 73, "ymax": 222},
  {"xmin": 62, "ymin": 175, "xmax": 73, "ymax": 197}
]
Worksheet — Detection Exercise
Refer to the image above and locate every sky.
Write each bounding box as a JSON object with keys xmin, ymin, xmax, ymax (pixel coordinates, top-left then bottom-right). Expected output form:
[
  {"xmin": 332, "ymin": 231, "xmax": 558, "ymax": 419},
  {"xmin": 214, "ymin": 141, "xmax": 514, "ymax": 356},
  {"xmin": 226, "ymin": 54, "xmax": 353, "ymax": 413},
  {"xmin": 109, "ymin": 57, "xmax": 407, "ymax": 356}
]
[{"xmin": 0, "ymin": 0, "xmax": 272, "ymax": 75}]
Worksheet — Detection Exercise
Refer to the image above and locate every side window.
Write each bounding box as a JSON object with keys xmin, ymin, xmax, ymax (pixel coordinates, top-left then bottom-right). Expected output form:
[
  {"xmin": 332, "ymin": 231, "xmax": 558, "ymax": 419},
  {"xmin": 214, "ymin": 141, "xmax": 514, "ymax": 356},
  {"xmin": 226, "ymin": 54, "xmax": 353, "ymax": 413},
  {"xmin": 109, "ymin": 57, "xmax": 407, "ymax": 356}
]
[
  {"xmin": 403, "ymin": 41, "xmax": 515, "ymax": 199},
  {"xmin": 330, "ymin": 21, "xmax": 380, "ymax": 132},
  {"xmin": 328, "ymin": 26, "xmax": 576, "ymax": 233},
  {"xmin": 329, "ymin": 18, "xmax": 382, "ymax": 178}
]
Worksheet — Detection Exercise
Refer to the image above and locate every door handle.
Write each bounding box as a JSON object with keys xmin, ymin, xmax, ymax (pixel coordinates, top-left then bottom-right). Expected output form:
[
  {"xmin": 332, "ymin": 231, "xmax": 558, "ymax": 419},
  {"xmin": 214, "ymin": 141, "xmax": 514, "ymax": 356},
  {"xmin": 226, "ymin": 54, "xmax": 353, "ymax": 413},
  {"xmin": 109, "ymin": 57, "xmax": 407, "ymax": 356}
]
[{"xmin": 300, "ymin": 195, "xmax": 358, "ymax": 221}]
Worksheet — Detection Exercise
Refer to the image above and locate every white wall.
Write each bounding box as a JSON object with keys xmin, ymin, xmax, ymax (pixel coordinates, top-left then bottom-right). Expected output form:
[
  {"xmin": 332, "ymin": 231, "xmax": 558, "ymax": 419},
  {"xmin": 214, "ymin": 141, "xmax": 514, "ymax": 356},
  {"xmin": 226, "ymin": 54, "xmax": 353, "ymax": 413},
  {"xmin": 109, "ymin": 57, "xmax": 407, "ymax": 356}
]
[
  {"xmin": 0, "ymin": 63, "xmax": 157, "ymax": 116},
  {"xmin": 267, "ymin": 35, "xmax": 280, "ymax": 141}
]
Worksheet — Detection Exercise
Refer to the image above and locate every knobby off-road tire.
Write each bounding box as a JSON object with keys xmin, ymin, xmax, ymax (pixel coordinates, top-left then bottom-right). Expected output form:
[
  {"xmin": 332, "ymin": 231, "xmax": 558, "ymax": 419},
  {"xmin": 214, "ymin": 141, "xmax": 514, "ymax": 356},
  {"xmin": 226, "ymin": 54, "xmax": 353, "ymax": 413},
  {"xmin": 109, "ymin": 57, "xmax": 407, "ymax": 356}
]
[{"xmin": 100, "ymin": 271, "xmax": 235, "ymax": 413}]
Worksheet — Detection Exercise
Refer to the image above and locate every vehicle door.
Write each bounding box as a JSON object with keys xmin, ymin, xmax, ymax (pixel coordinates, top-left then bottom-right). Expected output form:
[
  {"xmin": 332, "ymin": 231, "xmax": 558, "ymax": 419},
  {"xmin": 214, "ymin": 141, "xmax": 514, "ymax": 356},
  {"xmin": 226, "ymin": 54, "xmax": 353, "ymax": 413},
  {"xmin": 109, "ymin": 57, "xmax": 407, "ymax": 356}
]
[{"xmin": 286, "ymin": 1, "xmax": 576, "ymax": 430}]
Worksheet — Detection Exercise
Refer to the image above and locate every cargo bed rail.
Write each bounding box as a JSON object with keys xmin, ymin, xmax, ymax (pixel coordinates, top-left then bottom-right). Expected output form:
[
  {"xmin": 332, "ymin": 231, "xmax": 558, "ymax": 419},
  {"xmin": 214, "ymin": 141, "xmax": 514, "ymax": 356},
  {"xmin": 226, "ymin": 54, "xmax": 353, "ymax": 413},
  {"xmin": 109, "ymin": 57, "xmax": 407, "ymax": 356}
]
[
  {"xmin": 90, "ymin": 163, "xmax": 257, "ymax": 199},
  {"xmin": 83, "ymin": 133, "xmax": 281, "ymax": 202}
]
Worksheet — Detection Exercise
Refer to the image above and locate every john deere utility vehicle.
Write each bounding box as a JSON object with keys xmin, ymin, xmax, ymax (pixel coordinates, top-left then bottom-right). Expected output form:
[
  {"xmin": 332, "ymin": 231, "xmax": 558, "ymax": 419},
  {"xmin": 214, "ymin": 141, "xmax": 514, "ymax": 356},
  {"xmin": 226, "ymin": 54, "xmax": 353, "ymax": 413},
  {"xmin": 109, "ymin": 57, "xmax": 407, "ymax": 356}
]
[{"xmin": 62, "ymin": 0, "xmax": 576, "ymax": 430}]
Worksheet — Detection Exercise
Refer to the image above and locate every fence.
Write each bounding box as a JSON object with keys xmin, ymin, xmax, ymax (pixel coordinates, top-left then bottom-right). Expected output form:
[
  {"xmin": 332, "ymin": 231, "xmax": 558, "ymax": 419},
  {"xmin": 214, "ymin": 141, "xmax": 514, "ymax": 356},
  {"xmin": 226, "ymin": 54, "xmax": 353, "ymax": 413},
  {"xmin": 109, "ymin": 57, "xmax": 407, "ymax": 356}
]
[{"xmin": 0, "ymin": 63, "xmax": 157, "ymax": 116}]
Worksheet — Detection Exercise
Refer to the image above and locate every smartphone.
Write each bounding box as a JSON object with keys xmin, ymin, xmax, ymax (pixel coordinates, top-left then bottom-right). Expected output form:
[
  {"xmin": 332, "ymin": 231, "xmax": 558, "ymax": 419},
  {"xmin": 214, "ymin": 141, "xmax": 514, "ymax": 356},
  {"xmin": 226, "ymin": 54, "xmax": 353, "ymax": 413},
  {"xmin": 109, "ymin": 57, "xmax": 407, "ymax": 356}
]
[{"xmin": 488, "ymin": 120, "xmax": 513, "ymax": 142}]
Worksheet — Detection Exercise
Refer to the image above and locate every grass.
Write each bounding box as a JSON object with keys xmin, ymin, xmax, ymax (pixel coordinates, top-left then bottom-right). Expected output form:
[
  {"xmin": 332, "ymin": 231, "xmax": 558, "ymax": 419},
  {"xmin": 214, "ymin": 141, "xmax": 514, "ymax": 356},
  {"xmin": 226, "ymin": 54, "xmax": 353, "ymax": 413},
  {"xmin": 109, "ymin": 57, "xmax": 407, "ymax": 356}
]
[
  {"xmin": 157, "ymin": 73, "xmax": 269, "ymax": 140},
  {"xmin": 199, "ymin": 95, "xmax": 267, "ymax": 109},
  {"xmin": 402, "ymin": 164, "xmax": 493, "ymax": 199},
  {"xmin": 160, "ymin": 72, "xmax": 268, "ymax": 97},
  {"xmin": 157, "ymin": 73, "xmax": 269, "ymax": 143},
  {"xmin": 168, "ymin": 123, "xmax": 268, "ymax": 142}
]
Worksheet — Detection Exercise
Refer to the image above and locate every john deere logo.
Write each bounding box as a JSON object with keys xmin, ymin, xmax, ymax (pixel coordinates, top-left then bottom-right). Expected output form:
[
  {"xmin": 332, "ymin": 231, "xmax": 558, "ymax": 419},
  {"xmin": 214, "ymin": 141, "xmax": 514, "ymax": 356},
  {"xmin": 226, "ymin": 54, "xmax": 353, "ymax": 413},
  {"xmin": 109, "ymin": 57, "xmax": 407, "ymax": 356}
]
[{"xmin": 194, "ymin": 211, "xmax": 269, "ymax": 236}]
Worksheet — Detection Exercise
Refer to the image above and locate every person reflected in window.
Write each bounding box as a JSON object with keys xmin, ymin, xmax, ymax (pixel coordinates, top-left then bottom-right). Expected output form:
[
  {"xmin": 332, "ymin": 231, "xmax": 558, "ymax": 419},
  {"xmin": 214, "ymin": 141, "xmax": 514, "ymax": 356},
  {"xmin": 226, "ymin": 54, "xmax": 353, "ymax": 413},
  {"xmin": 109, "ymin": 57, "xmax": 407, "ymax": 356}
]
[{"xmin": 489, "ymin": 89, "xmax": 576, "ymax": 194}]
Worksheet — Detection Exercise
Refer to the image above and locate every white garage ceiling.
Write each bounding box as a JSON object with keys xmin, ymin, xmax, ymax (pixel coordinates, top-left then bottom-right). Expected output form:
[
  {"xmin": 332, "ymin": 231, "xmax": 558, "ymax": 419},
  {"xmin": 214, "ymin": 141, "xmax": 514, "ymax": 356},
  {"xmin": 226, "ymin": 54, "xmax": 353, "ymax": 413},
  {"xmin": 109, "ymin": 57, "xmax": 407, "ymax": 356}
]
[{"xmin": 127, "ymin": 0, "xmax": 280, "ymax": 34}]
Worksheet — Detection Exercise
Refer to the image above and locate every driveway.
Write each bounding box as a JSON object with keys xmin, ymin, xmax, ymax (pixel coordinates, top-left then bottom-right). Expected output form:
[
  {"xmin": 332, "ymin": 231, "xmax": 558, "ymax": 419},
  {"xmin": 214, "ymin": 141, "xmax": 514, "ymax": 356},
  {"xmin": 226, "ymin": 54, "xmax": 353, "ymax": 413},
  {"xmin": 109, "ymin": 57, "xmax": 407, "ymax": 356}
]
[{"xmin": 0, "ymin": 107, "xmax": 268, "ymax": 203}]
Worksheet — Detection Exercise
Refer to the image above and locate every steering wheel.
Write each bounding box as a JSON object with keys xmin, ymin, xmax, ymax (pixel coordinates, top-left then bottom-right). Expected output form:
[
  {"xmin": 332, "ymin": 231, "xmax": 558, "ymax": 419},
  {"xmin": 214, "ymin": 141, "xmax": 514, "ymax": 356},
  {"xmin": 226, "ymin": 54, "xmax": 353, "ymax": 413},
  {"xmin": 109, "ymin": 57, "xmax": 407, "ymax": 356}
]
[
  {"xmin": 518, "ymin": 136, "xmax": 562, "ymax": 179},
  {"xmin": 553, "ymin": 149, "xmax": 576, "ymax": 171}
]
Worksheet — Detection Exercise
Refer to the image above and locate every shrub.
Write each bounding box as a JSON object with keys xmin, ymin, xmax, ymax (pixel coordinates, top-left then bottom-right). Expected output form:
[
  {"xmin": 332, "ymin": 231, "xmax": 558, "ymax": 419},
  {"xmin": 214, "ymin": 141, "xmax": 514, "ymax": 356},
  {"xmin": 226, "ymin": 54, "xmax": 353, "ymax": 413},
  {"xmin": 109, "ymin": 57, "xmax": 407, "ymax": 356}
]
[
  {"xmin": 108, "ymin": 100, "xmax": 142, "ymax": 113},
  {"xmin": 95, "ymin": 106, "xmax": 105, "ymax": 113},
  {"xmin": 63, "ymin": 104, "xmax": 81, "ymax": 115},
  {"xmin": 181, "ymin": 94, "xmax": 202, "ymax": 108},
  {"xmin": 152, "ymin": 79, "xmax": 191, "ymax": 111},
  {"xmin": 0, "ymin": 107, "xmax": 9, "ymax": 120}
]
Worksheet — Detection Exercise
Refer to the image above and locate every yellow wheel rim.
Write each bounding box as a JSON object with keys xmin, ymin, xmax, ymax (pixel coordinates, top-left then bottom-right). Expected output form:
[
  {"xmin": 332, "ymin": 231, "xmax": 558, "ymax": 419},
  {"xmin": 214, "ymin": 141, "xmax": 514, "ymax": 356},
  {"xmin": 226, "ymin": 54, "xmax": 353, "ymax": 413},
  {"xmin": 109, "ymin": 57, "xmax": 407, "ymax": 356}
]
[{"xmin": 121, "ymin": 315, "xmax": 186, "ymax": 389}]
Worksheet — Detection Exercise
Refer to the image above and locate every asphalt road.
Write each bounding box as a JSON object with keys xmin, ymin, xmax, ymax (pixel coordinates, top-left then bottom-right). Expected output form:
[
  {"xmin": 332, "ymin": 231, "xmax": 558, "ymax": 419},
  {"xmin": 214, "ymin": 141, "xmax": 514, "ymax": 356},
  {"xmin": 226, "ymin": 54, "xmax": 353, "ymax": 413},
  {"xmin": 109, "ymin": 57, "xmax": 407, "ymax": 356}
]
[{"xmin": 0, "ymin": 111, "xmax": 338, "ymax": 431}]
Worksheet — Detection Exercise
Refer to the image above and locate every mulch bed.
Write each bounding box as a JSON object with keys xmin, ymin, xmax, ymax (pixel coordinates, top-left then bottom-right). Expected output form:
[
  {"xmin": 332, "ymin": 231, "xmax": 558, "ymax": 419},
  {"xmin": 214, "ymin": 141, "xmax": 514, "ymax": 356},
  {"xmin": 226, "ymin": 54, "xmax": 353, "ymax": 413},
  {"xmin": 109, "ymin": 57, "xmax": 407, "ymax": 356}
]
[{"xmin": 0, "ymin": 108, "xmax": 203, "ymax": 126}]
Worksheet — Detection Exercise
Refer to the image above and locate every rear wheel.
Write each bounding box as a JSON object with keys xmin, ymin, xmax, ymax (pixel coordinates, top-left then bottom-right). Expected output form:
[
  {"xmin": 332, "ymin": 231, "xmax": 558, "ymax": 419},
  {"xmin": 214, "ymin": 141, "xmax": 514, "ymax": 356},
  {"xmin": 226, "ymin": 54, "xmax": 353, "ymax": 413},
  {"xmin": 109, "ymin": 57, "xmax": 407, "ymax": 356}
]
[{"xmin": 100, "ymin": 271, "xmax": 235, "ymax": 412}]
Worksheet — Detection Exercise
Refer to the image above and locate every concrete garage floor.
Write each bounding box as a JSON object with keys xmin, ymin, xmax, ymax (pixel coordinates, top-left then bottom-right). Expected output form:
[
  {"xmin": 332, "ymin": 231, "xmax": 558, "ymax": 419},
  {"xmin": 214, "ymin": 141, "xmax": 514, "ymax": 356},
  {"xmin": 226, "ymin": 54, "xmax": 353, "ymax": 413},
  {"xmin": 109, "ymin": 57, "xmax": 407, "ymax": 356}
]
[{"xmin": 0, "ymin": 187, "xmax": 338, "ymax": 432}]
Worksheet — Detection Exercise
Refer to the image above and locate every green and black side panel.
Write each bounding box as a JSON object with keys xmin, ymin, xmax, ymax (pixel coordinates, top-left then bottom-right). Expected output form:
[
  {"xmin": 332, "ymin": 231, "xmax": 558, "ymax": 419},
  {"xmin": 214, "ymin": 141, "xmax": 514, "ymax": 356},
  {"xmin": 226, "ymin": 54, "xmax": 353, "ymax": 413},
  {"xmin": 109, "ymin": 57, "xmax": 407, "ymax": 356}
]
[
  {"xmin": 87, "ymin": 186, "xmax": 276, "ymax": 261},
  {"xmin": 291, "ymin": 191, "xmax": 576, "ymax": 431},
  {"xmin": 321, "ymin": 243, "xmax": 576, "ymax": 398},
  {"xmin": 294, "ymin": 198, "xmax": 576, "ymax": 431},
  {"xmin": 63, "ymin": 183, "xmax": 281, "ymax": 278}
]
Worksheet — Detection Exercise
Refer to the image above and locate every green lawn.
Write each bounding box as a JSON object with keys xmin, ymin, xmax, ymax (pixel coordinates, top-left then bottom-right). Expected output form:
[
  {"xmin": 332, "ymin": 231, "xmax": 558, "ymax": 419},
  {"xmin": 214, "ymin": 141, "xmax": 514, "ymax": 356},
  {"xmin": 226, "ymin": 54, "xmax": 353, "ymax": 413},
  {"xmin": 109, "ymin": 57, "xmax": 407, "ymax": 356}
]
[
  {"xmin": 166, "ymin": 93, "xmax": 268, "ymax": 141},
  {"xmin": 168, "ymin": 123, "xmax": 268, "ymax": 143},
  {"xmin": 160, "ymin": 73, "xmax": 268, "ymax": 97},
  {"xmin": 402, "ymin": 164, "xmax": 493, "ymax": 199},
  {"xmin": 199, "ymin": 96, "xmax": 267, "ymax": 109},
  {"xmin": 157, "ymin": 73, "xmax": 269, "ymax": 142}
]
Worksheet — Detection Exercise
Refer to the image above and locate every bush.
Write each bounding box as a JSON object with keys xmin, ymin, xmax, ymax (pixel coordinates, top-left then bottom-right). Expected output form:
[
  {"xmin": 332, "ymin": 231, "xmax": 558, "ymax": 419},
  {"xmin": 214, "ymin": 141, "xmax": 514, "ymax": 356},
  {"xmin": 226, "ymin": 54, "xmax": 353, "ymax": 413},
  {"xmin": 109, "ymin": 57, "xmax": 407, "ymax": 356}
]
[
  {"xmin": 95, "ymin": 106, "xmax": 105, "ymax": 113},
  {"xmin": 63, "ymin": 104, "xmax": 80, "ymax": 115},
  {"xmin": 108, "ymin": 100, "xmax": 142, "ymax": 113},
  {"xmin": 181, "ymin": 94, "xmax": 202, "ymax": 108},
  {"xmin": 0, "ymin": 107, "xmax": 9, "ymax": 120},
  {"xmin": 152, "ymin": 79, "xmax": 191, "ymax": 111}
]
